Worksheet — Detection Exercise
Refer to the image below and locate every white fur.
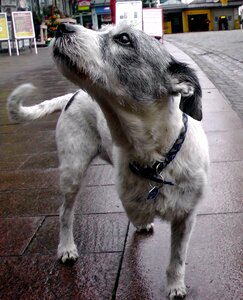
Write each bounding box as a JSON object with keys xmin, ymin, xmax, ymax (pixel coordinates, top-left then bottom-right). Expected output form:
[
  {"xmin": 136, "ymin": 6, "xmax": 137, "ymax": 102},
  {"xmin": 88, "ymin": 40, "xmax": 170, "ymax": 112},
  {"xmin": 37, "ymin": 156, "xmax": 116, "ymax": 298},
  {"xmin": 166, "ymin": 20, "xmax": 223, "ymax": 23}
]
[{"xmin": 7, "ymin": 83, "xmax": 73, "ymax": 122}]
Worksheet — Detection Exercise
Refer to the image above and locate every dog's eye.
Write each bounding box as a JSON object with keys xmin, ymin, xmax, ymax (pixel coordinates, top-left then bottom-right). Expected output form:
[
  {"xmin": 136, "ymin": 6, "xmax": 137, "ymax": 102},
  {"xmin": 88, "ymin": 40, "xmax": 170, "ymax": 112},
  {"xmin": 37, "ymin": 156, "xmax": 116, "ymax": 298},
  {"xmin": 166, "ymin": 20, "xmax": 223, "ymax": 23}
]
[{"xmin": 115, "ymin": 33, "xmax": 131, "ymax": 46}]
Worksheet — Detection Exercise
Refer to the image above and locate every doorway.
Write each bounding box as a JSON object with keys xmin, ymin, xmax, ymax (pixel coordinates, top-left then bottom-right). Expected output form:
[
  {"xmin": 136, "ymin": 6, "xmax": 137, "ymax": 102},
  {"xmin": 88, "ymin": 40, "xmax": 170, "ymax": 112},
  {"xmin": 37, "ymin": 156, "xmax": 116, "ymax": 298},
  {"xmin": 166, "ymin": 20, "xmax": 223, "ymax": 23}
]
[
  {"xmin": 218, "ymin": 16, "xmax": 229, "ymax": 30},
  {"xmin": 171, "ymin": 13, "xmax": 183, "ymax": 33},
  {"xmin": 188, "ymin": 14, "xmax": 210, "ymax": 31}
]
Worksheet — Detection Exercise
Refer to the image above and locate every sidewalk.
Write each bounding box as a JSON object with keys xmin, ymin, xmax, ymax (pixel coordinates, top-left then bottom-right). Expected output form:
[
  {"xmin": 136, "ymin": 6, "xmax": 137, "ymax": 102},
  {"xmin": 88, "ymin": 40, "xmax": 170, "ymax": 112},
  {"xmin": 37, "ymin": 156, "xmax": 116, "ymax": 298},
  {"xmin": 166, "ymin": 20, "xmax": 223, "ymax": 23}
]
[{"xmin": 0, "ymin": 44, "xmax": 242, "ymax": 300}]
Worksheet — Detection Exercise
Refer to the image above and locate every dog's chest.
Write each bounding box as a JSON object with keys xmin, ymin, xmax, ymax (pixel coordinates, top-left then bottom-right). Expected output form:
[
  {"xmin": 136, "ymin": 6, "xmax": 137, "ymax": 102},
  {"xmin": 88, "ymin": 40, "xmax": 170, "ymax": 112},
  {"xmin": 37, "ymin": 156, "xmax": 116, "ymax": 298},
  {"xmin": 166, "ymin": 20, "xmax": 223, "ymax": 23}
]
[
  {"xmin": 154, "ymin": 186, "xmax": 190, "ymax": 218},
  {"xmin": 116, "ymin": 166, "xmax": 196, "ymax": 220}
]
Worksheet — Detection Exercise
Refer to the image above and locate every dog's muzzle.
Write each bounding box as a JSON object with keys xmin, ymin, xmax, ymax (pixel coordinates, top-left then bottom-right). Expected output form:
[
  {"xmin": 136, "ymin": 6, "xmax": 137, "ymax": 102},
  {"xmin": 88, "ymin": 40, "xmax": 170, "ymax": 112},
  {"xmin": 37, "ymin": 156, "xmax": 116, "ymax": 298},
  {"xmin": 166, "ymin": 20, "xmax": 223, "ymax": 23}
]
[{"xmin": 55, "ymin": 23, "xmax": 76, "ymax": 39}]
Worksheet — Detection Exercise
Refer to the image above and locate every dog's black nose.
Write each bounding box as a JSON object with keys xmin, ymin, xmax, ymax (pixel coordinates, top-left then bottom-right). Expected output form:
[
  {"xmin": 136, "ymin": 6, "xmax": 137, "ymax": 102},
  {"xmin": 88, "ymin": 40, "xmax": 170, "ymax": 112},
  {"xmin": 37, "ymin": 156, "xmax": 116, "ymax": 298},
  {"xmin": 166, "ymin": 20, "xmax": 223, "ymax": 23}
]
[{"xmin": 55, "ymin": 23, "xmax": 76, "ymax": 38}]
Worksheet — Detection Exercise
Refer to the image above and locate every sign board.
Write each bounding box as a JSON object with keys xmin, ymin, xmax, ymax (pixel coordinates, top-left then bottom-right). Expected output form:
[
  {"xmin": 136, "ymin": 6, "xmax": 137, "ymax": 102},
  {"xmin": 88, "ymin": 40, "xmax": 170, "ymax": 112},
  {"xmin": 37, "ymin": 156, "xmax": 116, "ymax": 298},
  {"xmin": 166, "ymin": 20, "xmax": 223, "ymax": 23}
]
[
  {"xmin": 77, "ymin": 0, "xmax": 91, "ymax": 11},
  {"xmin": 12, "ymin": 11, "xmax": 35, "ymax": 39},
  {"xmin": 0, "ymin": 13, "xmax": 12, "ymax": 56},
  {"xmin": 11, "ymin": 11, "xmax": 37, "ymax": 56},
  {"xmin": 220, "ymin": 0, "xmax": 228, "ymax": 6},
  {"xmin": 143, "ymin": 8, "xmax": 163, "ymax": 37},
  {"xmin": 0, "ymin": 13, "xmax": 10, "ymax": 41},
  {"xmin": 116, "ymin": 1, "xmax": 143, "ymax": 30}
]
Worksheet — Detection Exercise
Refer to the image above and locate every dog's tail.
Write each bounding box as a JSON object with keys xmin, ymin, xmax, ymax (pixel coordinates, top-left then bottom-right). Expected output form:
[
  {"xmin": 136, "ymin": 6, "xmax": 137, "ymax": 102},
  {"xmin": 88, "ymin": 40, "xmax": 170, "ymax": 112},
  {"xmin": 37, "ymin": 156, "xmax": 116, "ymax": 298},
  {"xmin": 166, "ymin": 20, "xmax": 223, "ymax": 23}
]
[{"xmin": 7, "ymin": 83, "xmax": 73, "ymax": 122}]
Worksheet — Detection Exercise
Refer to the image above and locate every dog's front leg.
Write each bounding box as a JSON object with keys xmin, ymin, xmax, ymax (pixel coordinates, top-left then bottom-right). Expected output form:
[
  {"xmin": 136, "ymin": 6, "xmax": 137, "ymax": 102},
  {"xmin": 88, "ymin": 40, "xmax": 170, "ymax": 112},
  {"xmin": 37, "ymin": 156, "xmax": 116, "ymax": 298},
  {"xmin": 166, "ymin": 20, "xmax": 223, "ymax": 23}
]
[{"xmin": 166, "ymin": 213, "xmax": 196, "ymax": 299}]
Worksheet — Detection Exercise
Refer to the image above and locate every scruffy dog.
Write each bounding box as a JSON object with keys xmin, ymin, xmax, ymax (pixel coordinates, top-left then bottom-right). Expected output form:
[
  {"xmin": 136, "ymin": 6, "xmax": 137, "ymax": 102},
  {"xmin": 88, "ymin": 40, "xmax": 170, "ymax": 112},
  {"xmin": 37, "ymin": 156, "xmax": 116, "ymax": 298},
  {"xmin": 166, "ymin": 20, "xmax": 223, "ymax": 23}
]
[{"xmin": 8, "ymin": 24, "xmax": 209, "ymax": 299}]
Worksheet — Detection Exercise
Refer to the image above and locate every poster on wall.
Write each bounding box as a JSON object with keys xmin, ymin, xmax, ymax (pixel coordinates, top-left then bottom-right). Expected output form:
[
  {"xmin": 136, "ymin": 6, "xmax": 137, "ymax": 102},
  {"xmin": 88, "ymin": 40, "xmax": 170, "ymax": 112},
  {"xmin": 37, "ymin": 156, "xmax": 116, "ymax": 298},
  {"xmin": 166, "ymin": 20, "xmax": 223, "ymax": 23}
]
[
  {"xmin": 143, "ymin": 8, "xmax": 163, "ymax": 38},
  {"xmin": 116, "ymin": 1, "xmax": 143, "ymax": 30},
  {"xmin": 77, "ymin": 0, "xmax": 91, "ymax": 11},
  {"xmin": 12, "ymin": 11, "xmax": 35, "ymax": 39}
]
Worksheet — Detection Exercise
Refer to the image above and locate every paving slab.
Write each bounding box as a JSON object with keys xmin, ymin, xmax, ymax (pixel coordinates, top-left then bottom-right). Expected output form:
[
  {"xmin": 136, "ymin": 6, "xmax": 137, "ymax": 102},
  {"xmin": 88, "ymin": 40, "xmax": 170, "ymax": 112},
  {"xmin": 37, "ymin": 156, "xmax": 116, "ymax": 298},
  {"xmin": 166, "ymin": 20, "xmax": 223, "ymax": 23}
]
[
  {"xmin": 199, "ymin": 161, "xmax": 243, "ymax": 214},
  {"xmin": 0, "ymin": 189, "xmax": 62, "ymax": 217},
  {"xmin": 202, "ymin": 88, "xmax": 232, "ymax": 113},
  {"xmin": 207, "ymin": 129, "xmax": 243, "ymax": 163},
  {"xmin": 0, "ymin": 255, "xmax": 56, "ymax": 299},
  {"xmin": 19, "ymin": 151, "xmax": 59, "ymax": 170},
  {"xmin": 116, "ymin": 214, "xmax": 242, "ymax": 300},
  {"xmin": 76, "ymin": 185, "xmax": 124, "ymax": 214},
  {"xmin": 0, "ymin": 217, "xmax": 44, "ymax": 255},
  {"xmin": 0, "ymin": 253, "xmax": 122, "ymax": 300},
  {"xmin": 0, "ymin": 154, "xmax": 29, "ymax": 171},
  {"xmin": 0, "ymin": 169, "xmax": 60, "ymax": 191},
  {"xmin": 45, "ymin": 252, "xmax": 122, "ymax": 300},
  {"xmin": 0, "ymin": 132, "xmax": 56, "ymax": 156},
  {"xmin": 83, "ymin": 164, "xmax": 115, "ymax": 186},
  {"xmin": 26, "ymin": 213, "xmax": 128, "ymax": 255},
  {"xmin": 202, "ymin": 110, "xmax": 243, "ymax": 132}
]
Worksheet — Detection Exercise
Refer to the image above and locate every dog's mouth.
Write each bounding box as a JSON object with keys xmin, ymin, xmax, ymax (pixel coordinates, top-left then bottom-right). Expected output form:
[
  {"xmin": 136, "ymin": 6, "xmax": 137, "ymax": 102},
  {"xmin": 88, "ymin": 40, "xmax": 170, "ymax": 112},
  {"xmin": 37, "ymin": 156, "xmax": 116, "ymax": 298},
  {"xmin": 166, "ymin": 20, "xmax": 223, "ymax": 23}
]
[
  {"xmin": 52, "ymin": 24, "xmax": 88, "ymax": 80},
  {"xmin": 53, "ymin": 44, "xmax": 88, "ymax": 80},
  {"xmin": 53, "ymin": 47, "xmax": 86, "ymax": 76}
]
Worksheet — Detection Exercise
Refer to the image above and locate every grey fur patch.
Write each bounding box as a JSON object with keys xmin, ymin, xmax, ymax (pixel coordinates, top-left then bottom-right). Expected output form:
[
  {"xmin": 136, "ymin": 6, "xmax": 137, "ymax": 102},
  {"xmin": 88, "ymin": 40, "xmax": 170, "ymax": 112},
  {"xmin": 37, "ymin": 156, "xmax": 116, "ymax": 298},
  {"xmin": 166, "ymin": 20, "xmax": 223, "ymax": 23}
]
[{"xmin": 100, "ymin": 28, "xmax": 170, "ymax": 101}]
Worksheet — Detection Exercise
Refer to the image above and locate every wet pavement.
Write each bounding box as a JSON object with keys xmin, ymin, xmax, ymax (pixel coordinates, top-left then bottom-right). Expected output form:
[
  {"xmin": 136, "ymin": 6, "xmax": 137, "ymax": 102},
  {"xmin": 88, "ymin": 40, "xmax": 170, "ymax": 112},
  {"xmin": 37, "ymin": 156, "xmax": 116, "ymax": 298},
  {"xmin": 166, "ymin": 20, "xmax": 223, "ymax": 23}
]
[{"xmin": 0, "ymin": 43, "xmax": 242, "ymax": 300}]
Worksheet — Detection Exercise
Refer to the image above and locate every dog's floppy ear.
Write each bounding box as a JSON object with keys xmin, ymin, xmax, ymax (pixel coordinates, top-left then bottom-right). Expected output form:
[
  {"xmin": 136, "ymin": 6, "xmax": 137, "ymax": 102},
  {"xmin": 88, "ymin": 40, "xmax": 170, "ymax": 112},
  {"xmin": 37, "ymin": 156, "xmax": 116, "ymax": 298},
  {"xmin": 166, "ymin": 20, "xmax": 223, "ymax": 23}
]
[{"xmin": 168, "ymin": 58, "xmax": 202, "ymax": 121}]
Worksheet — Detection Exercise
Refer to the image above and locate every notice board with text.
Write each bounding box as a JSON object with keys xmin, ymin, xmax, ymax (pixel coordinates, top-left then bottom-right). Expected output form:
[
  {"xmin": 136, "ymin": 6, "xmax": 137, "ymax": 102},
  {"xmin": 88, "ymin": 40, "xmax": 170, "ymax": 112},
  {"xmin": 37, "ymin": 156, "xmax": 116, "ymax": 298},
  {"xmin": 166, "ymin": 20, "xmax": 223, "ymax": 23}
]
[
  {"xmin": 116, "ymin": 1, "xmax": 143, "ymax": 30},
  {"xmin": 0, "ymin": 13, "xmax": 10, "ymax": 40},
  {"xmin": 12, "ymin": 11, "xmax": 35, "ymax": 39},
  {"xmin": 143, "ymin": 8, "xmax": 163, "ymax": 38}
]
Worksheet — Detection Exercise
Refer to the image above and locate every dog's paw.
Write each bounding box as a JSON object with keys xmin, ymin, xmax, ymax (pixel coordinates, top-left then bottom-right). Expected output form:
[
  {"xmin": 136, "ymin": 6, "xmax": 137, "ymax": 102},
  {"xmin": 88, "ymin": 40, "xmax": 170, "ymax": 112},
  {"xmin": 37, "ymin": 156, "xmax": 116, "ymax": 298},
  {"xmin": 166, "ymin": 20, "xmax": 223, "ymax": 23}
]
[
  {"xmin": 136, "ymin": 223, "xmax": 154, "ymax": 233},
  {"xmin": 58, "ymin": 243, "xmax": 79, "ymax": 264},
  {"xmin": 167, "ymin": 284, "xmax": 186, "ymax": 299}
]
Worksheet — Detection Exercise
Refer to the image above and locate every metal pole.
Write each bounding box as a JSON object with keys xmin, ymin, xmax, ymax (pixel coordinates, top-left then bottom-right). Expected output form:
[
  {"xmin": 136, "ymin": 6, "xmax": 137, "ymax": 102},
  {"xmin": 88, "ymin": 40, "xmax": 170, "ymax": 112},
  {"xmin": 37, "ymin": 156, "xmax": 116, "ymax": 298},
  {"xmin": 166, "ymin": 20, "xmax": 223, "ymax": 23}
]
[
  {"xmin": 33, "ymin": 37, "xmax": 38, "ymax": 54},
  {"xmin": 8, "ymin": 40, "xmax": 12, "ymax": 56},
  {"xmin": 15, "ymin": 39, "xmax": 19, "ymax": 56}
]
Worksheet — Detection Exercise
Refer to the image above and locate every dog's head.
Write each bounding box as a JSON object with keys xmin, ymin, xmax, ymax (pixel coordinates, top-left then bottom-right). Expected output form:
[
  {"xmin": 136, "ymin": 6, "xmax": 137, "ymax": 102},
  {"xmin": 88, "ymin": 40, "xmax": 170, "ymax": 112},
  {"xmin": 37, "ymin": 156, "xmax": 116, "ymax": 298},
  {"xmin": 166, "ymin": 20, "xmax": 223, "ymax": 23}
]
[{"xmin": 53, "ymin": 24, "xmax": 202, "ymax": 120}]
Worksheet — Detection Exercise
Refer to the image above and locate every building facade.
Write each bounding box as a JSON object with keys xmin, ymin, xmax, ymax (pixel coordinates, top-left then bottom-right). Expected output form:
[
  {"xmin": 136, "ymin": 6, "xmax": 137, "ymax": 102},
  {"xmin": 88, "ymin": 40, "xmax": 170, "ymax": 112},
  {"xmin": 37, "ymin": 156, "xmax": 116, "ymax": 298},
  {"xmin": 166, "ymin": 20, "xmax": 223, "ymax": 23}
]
[
  {"xmin": 1, "ymin": 0, "xmax": 242, "ymax": 35},
  {"xmin": 161, "ymin": 0, "xmax": 243, "ymax": 33},
  {"xmin": 0, "ymin": 0, "xmax": 112, "ymax": 29},
  {"xmin": 0, "ymin": 0, "xmax": 72, "ymax": 17},
  {"xmin": 76, "ymin": 0, "xmax": 111, "ymax": 30}
]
